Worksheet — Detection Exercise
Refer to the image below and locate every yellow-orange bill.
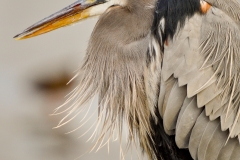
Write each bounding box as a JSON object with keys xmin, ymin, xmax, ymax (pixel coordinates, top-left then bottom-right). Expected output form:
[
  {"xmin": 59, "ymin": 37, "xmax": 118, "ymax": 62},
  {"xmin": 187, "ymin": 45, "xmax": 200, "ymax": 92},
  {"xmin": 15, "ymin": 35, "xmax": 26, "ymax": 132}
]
[{"xmin": 14, "ymin": 0, "xmax": 106, "ymax": 40}]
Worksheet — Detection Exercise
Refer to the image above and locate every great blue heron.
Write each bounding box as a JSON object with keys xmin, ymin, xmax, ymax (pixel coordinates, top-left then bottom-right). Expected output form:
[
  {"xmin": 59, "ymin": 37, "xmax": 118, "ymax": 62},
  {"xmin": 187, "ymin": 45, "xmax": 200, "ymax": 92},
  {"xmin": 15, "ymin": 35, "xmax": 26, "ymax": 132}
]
[{"xmin": 15, "ymin": 0, "xmax": 240, "ymax": 159}]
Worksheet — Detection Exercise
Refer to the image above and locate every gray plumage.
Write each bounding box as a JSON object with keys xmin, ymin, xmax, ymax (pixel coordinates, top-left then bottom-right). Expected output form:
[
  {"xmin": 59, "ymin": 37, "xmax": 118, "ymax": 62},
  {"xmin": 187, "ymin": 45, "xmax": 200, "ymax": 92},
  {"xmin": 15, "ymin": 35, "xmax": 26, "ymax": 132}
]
[
  {"xmin": 57, "ymin": 0, "xmax": 158, "ymax": 157},
  {"xmin": 60, "ymin": 0, "xmax": 240, "ymax": 159},
  {"xmin": 159, "ymin": 1, "xmax": 240, "ymax": 159},
  {"xmin": 16, "ymin": 0, "xmax": 240, "ymax": 159}
]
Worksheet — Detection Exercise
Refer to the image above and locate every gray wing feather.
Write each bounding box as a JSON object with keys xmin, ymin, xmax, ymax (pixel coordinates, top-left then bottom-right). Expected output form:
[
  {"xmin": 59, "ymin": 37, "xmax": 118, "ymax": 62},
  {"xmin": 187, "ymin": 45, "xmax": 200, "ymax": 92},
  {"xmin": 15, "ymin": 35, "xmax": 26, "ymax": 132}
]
[
  {"xmin": 178, "ymin": 69, "xmax": 199, "ymax": 87},
  {"xmin": 175, "ymin": 97, "xmax": 203, "ymax": 148},
  {"xmin": 188, "ymin": 111, "xmax": 208, "ymax": 159},
  {"xmin": 197, "ymin": 120, "xmax": 219, "ymax": 160},
  {"xmin": 175, "ymin": 97, "xmax": 192, "ymax": 130},
  {"xmin": 229, "ymin": 142, "xmax": 240, "ymax": 160},
  {"xmin": 158, "ymin": 76, "xmax": 167, "ymax": 117},
  {"xmin": 160, "ymin": 76, "xmax": 176, "ymax": 117},
  {"xmin": 200, "ymin": 7, "xmax": 240, "ymax": 138},
  {"xmin": 158, "ymin": 1, "xmax": 240, "ymax": 159},
  {"xmin": 220, "ymin": 107, "xmax": 237, "ymax": 131},
  {"xmin": 163, "ymin": 82, "xmax": 187, "ymax": 131},
  {"xmin": 205, "ymin": 124, "xmax": 228, "ymax": 160},
  {"xmin": 217, "ymin": 138, "xmax": 237, "ymax": 160},
  {"xmin": 209, "ymin": 106, "xmax": 223, "ymax": 120},
  {"xmin": 205, "ymin": 95, "xmax": 227, "ymax": 117},
  {"xmin": 197, "ymin": 83, "xmax": 222, "ymax": 108},
  {"xmin": 173, "ymin": 60, "xmax": 192, "ymax": 78},
  {"xmin": 187, "ymin": 67, "xmax": 216, "ymax": 98}
]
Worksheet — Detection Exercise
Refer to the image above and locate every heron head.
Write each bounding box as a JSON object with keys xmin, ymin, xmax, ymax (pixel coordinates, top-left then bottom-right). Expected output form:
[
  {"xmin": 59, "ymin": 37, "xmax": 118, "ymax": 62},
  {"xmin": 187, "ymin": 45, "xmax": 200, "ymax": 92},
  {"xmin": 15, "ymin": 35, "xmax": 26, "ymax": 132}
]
[{"xmin": 14, "ymin": 0, "xmax": 132, "ymax": 40}]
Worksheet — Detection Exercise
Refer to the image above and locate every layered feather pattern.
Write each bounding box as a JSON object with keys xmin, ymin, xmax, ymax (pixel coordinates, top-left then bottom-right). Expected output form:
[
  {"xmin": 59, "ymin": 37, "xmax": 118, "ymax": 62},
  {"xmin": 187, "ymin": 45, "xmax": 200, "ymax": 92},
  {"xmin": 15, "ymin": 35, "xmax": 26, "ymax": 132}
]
[
  {"xmin": 53, "ymin": 0, "xmax": 240, "ymax": 159},
  {"xmin": 158, "ymin": 3, "xmax": 240, "ymax": 159}
]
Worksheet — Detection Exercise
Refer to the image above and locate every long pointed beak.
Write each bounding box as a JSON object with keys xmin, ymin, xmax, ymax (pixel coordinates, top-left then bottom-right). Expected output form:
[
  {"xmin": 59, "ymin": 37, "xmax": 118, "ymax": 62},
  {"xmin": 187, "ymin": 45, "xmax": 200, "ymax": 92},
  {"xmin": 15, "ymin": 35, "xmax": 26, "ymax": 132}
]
[{"xmin": 14, "ymin": 0, "xmax": 109, "ymax": 40}]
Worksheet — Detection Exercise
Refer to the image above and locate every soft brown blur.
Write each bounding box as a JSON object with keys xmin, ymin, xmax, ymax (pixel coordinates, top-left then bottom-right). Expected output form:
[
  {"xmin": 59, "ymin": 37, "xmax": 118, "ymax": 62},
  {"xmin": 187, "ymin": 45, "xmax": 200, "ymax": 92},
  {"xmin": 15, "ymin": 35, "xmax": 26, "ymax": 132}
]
[{"xmin": 0, "ymin": 0, "xmax": 143, "ymax": 159}]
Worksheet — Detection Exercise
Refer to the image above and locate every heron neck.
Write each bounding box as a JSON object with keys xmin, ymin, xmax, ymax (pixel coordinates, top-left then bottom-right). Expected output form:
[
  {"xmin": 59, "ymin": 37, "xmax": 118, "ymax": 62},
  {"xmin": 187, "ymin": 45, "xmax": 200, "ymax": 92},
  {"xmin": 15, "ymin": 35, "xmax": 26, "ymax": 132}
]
[
  {"xmin": 127, "ymin": 0, "xmax": 156, "ymax": 11},
  {"xmin": 125, "ymin": 0, "xmax": 157, "ymax": 30}
]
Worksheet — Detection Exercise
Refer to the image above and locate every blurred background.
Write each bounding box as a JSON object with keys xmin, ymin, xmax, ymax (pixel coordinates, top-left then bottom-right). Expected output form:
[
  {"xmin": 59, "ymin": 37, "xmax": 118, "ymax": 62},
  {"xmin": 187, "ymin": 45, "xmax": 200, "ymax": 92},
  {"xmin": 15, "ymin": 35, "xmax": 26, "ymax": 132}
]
[{"xmin": 0, "ymin": 0, "xmax": 143, "ymax": 159}]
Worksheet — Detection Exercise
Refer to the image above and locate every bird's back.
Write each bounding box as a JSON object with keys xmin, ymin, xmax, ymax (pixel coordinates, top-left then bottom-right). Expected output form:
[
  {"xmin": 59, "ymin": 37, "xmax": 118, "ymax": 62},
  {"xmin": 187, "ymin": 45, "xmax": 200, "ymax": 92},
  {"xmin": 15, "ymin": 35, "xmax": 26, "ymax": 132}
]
[{"xmin": 146, "ymin": 0, "xmax": 240, "ymax": 159}]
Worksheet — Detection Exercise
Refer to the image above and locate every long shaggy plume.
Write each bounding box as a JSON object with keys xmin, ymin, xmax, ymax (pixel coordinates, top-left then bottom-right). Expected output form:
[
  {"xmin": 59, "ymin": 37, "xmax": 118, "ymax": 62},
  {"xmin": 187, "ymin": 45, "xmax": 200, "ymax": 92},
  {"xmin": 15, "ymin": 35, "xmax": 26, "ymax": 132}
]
[
  {"xmin": 54, "ymin": 36, "xmax": 157, "ymax": 158},
  {"xmin": 51, "ymin": 0, "xmax": 161, "ymax": 157}
]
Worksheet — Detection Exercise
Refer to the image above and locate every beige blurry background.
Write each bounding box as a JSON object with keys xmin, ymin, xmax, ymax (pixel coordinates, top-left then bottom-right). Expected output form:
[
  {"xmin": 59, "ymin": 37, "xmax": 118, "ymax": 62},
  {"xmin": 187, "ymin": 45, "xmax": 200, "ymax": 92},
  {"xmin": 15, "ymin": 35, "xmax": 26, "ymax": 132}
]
[{"xmin": 0, "ymin": 0, "xmax": 143, "ymax": 160}]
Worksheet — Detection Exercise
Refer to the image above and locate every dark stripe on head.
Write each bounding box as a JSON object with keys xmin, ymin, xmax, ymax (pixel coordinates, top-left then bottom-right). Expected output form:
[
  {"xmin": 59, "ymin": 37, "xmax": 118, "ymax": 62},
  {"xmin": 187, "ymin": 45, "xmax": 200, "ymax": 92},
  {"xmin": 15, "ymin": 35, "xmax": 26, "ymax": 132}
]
[{"xmin": 152, "ymin": 0, "xmax": 201, "ymax": 46}]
